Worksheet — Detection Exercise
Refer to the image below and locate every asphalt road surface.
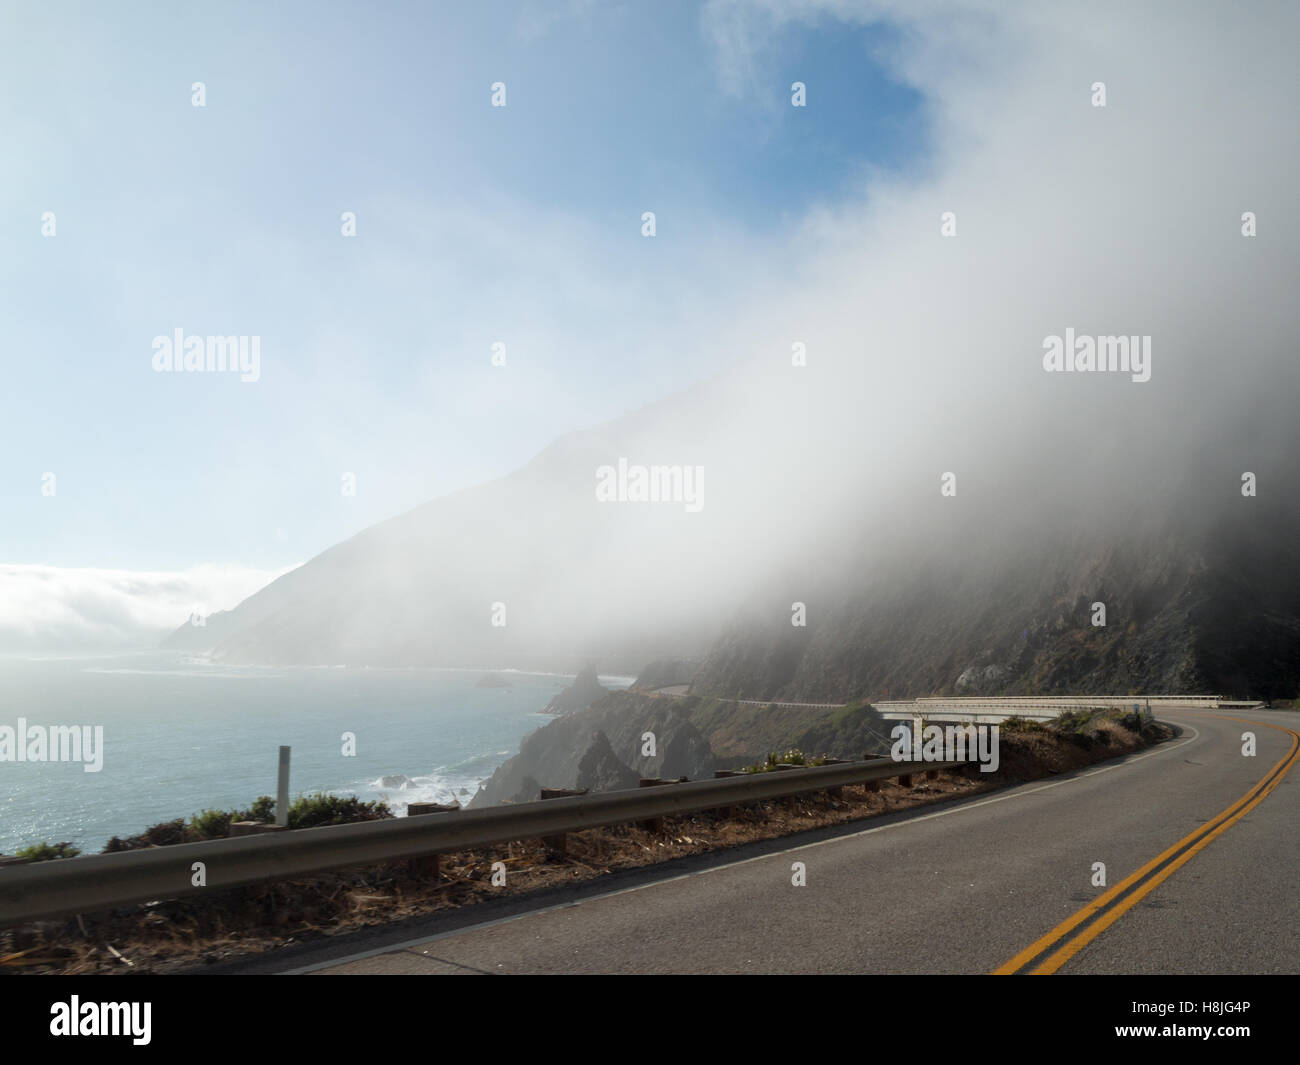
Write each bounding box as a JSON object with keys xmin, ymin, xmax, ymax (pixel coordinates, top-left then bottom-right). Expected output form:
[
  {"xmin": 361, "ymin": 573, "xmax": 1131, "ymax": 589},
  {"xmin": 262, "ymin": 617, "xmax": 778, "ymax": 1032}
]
[{"xmin": 232, "ymin": 710, "xmax": 1298, "ymax": 975}]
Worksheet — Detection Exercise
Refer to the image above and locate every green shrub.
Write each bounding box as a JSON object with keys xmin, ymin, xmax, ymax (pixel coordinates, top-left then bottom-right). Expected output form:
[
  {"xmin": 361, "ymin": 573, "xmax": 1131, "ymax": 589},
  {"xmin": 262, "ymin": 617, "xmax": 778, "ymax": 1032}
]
[
  {"xmin": 1053, "ymin": 710, "xmax": 1093, "ymax": 733},
  {"xmin": 15, "ymin": 841, "xmax": 80, "ymax": 862},
  {"xmin": 285, "ymin": 793, "xmax": 391, "ymax": 830},
  {"xmin": 235, "ymin": 796, "xmax": 276, "ymax": 824},
  {"xmin": 188, "ymin": 808, "xmax": 233, "ymax": 840},
  {"xmin": 742, "ymin": 747, "xmax": 821, "ymax": 773},
  {"xmin": 97, "ymin": 793, "xmax": 387, "ymax": 854},
  {"xmin": 143, "ymin": 820, "xmax": 186, "ymax": 846}
]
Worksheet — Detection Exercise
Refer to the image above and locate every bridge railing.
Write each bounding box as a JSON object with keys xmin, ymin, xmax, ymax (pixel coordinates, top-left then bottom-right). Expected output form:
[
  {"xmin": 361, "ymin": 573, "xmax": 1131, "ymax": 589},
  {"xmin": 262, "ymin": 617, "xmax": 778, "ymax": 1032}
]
[{"xmin": 875, "ymin": 696, "xmax": 1223, "ymax": 712}]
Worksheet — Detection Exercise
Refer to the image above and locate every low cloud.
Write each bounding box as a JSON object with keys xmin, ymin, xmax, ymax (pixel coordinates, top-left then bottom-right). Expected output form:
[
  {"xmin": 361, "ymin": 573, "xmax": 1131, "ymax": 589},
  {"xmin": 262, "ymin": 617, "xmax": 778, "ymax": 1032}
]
[{"xmin": 0, "ymin": 563, "xmax": 298, "ymax": 653}]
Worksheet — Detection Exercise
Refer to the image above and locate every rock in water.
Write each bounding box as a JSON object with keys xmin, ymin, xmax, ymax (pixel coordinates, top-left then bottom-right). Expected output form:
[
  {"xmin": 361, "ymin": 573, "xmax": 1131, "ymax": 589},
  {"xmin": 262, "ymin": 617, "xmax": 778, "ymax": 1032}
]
[{"xmin": 542, "ymin": 663, "xmax": 607, "ymax": 715}]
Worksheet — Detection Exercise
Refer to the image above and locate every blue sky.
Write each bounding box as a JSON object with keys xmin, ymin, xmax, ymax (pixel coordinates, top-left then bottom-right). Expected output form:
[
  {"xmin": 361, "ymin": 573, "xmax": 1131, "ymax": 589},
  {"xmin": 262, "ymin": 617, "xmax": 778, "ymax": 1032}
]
[{"xmin": 0, "ymin": 0, "xmax": 928, "ymax": 575}]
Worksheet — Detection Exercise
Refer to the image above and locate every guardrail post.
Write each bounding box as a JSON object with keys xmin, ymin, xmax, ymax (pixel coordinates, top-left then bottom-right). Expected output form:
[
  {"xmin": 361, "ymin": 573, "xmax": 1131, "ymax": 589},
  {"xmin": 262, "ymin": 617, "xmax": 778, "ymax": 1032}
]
[
  {"xmin": 539, "ymin": 787, "xmax": 587, "ymax": 853},
  {"xmin": 408, "ymin": 853, "xmax": 440, "ymax": 880},
  {"xmin": 407, "ymin": 801, "xmax": 460, "ymax": 816},
  {"xmin": 773, "ymin": 764, "xmax": 801, "ymax": 808},
  {"xmin": 276, "ymin": 746, "xmax": 291, "ymax": 828},
  {"xmin": 713, "ymin": 770, "xmax": 741, "ymax": 817},
  {"xmin": 406, "ymin": 802, "xmax": 460, "ymax": 879},
  {"xmin": 820, "ymin": 758, "xmax": 846, "ymax": 799},
  {"xmin": 638, "ymin": 778, "xmax": 684, "ymax": 832}
]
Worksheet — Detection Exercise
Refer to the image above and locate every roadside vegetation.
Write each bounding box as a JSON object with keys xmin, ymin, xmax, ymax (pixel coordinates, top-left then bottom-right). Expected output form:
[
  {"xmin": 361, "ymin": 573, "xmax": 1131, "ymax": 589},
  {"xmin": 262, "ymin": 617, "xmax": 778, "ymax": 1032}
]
[
  {"xmin": 12, "ymin": 842, "xmax": 81, "ymax": 863},
  {"xmin": 11, "ymin": 794, "xmax": 392, "ymax": 861},
  {"xmin": 740, "ymin": 747, "xmax": 832, "ymax": 772}
]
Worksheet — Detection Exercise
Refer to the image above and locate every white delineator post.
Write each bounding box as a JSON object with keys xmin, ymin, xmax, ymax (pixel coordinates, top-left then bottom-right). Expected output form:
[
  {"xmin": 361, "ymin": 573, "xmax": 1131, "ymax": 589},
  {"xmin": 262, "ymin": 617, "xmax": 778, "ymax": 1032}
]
[{"xmin": 276, "ymin": 746, "xmax": 291, "ymax": 827}]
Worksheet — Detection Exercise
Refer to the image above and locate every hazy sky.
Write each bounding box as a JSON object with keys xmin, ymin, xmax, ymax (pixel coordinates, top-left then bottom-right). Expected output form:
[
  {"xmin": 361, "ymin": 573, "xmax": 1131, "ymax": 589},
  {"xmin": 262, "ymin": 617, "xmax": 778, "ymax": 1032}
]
[
  {"xmin": 3, "ymin": 0, "xmax": 1296, "ymax": 650},
  {"xmin": 0, "ymin": 0, "xmax": 925, "ymax": 573}
]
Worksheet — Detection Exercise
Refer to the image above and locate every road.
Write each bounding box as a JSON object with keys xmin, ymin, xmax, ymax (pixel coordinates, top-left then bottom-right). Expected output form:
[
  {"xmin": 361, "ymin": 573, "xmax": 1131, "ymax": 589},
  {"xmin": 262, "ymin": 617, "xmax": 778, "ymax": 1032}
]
[
  {"xmin": 235, "ymin": 710, "xmax": 1299, "ymax": 974},
  {"xmin": 648, "ymin": 686, "xmax": 842, "ymax": 707}
]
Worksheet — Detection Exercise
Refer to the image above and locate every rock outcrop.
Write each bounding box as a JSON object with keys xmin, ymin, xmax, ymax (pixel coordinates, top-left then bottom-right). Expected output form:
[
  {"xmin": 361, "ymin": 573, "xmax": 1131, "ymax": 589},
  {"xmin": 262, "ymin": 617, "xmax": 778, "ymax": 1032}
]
[
  {"xmin": 508, "ymin": 774, "xmax": 541, "ymax": 805},
  {"xmin": 575, "ymin": 730, "xmax": 641, "ymax": 793},
  {"xmin": 542, "ymin": 664, "xmax": 607, "ymax": 715},
  {"xmin": 471, "ymin": 697, "xmax": 714, "ymax": 807},
  {"xmin": 631, "ymin": 658, "xmax": 702, "ymax": 690}
]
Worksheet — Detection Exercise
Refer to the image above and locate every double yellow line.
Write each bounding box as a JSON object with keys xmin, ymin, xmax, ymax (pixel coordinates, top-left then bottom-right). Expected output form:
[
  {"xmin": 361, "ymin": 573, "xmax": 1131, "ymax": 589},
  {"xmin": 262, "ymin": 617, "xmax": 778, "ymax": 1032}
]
[{"xmin": 992, "ymin": 712, "xmax": 1299, "ymax": 975}]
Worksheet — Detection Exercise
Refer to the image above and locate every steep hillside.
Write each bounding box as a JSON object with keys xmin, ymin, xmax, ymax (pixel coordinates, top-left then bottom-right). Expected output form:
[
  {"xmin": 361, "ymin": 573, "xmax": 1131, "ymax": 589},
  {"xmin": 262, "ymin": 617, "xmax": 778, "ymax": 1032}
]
[
  {"xmin": 690, "ymin": 495, "xmax": 1300, "ymax": 703},
  {"xmin": 165, "ymin": 353, "xmax": 1300, "ymax": 703}
]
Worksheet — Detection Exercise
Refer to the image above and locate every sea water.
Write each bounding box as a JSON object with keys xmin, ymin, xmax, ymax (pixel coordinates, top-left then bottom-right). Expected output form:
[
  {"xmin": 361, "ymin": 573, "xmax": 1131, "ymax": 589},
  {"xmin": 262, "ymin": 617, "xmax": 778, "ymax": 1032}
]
[{"xmin": 0, "ymin": 652, "xmax": 632, "ymax": 854}]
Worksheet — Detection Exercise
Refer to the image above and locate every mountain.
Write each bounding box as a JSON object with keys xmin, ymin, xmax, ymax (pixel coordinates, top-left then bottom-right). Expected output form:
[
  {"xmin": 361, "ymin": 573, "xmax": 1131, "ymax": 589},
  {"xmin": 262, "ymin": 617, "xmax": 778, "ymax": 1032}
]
[
  {"xmin": 165, "ymin": 355, "xmax": 1300, "ymax": 704},
  {"xmin": 689, "ymin": 491, "xmax": 1300, "ymax": 703},
  {"xmin": 163, "ymin": 380, "xmax": 756, "ymax": 672}
]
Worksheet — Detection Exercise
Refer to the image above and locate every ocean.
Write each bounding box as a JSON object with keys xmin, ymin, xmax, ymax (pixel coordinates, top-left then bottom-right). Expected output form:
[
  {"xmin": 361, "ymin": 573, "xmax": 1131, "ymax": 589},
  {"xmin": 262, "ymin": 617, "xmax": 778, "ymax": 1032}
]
[{"xmin": 0, "ymin": 652, "xmax": 632, "ymax": 855}]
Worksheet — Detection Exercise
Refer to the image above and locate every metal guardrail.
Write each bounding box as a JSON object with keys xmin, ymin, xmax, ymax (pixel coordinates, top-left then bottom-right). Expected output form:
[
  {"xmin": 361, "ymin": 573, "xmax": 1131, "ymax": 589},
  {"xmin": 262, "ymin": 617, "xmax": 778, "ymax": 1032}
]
[
  {"xmin": 876, "ymin": 702, "xmax": 1090, "ymax": 713},
  {"xmin": 0, "ymin": 756, "xmax": 963, "ymax": 928},
  {"xmin": 915, "ymin": 696, "xmax": 1216, "ymax": 702},
  {"xmin": 875, "ymin": 696, "xmax": 1224, "ymax": 713}
]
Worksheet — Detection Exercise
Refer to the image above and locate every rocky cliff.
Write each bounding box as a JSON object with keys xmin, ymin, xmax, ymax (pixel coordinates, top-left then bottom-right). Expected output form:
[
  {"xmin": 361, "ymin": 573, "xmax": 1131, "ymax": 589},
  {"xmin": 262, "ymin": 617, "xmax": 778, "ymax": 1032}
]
[
  {"xmin": 470, "ymin": 691, "xmax": 896, "ymax": 807},
  {"xmin": 470, "ymin": 693, "xmax": 715, "ymax": 807},
  {"xmin": 688, "ymin": 492, "xmax": 1300, "ymax": 704}
]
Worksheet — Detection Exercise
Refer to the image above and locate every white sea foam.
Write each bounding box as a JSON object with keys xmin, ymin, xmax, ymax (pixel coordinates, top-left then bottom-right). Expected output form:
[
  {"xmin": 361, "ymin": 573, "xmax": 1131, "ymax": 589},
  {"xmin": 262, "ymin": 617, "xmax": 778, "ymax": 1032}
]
[{"xmin": 360, "ymin": 771, "xmax": 478, "ymax": 814}]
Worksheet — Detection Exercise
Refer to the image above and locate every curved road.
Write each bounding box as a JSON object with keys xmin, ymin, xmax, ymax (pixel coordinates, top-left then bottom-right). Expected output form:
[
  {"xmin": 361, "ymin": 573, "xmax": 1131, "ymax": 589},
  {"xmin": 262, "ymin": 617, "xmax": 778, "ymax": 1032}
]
[{"xmin": 257, "ymin": 710, "xmax": 1299, "ymax": 975}]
